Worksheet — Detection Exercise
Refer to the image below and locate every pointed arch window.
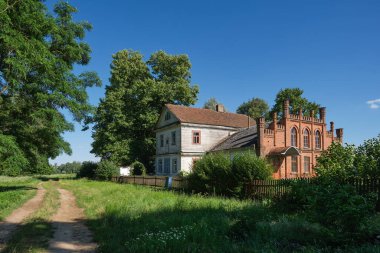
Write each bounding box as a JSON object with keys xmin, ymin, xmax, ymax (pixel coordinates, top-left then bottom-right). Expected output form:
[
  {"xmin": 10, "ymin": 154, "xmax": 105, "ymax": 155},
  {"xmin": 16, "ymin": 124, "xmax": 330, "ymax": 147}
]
[
  {"xmin": 291, "ymin": 127, "xmax": 297, "ymax": 147},
  {"xmin": 303, "ymin": 129, "xmax": 310, "ymax": 148},
  {"xmin": 315, "ymin": 130, "xmax": 321, "ymax": 149}
]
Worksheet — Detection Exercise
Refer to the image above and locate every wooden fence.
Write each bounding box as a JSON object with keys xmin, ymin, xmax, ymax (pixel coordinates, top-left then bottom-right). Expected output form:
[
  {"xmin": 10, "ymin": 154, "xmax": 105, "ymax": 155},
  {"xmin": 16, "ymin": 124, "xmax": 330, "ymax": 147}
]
[
  {"xmin": 244, "ymin": 178, "xmax": 380, "ymax": 203},
  {"xmin": 111, "ymin": 176, "xmax": 188, "ymax": 189}
]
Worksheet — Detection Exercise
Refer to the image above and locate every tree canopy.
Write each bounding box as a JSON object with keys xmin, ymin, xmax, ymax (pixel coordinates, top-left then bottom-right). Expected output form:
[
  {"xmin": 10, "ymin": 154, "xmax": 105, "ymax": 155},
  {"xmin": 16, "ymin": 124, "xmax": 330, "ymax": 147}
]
[
  {"xmin": 236, "ymin": 97, "xmax": 269, "ymax": 119},
  {"xmin": 203, "ymin": 97, "xmax": 226, "ymax": 111},
  {"xmin": 91, "ymin": 50, "xmax": 199, "ymax": 170},
  {"xmin": 270, "ymin": 88, "xmax": 320, "ymax": 118},
  {"xmin": 0, "ymin": 0, "xmax": 100, "ymax": 175}
]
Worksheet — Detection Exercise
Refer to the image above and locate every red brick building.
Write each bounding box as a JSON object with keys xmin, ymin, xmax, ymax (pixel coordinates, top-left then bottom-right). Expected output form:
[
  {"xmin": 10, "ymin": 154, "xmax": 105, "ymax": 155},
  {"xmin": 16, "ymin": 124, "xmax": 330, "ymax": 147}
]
[{"xmin": 212, "ymin": 100, "xmax": 343, "ymax": 179}]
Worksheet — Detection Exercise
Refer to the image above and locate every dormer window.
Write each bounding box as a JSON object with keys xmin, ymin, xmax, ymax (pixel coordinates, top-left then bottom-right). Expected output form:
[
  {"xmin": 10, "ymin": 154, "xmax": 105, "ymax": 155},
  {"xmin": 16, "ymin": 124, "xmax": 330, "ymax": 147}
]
[{"xmin": 165, "ymin": 111, "xmax": 171, "ymax": 121}]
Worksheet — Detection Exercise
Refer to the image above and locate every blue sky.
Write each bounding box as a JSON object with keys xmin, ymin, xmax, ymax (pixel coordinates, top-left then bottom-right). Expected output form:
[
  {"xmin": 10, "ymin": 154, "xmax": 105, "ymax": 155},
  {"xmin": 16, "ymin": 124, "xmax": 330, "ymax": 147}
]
[{"xmin": 50, "ymin": 0, "xmax": 380, "ymax": 165}]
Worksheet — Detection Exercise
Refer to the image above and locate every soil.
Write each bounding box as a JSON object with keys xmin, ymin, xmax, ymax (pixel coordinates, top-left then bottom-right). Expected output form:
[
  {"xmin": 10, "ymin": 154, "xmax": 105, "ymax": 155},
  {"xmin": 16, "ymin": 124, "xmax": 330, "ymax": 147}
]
[
  {"xmin": 47, "ymin": 188, "xmax": 97, "ymax": 253},
  {"xmin": 0, "ymin": 185, "xmax": 46, "ymax": 249}
]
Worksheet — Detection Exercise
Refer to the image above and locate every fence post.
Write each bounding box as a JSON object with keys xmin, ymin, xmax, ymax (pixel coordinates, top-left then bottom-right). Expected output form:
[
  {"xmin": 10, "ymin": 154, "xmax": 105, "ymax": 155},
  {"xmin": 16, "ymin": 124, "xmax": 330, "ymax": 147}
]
[{"xmin": 155, "ymin": 176, "xmax": 157, "ymax": 187}]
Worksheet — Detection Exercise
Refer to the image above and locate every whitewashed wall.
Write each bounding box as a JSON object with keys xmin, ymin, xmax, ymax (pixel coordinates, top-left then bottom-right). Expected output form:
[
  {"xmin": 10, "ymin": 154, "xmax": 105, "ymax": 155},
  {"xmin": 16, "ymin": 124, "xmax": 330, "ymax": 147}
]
[{"xmin": 156, "ymin": 126, "xmax": 181, "ymax": 155}]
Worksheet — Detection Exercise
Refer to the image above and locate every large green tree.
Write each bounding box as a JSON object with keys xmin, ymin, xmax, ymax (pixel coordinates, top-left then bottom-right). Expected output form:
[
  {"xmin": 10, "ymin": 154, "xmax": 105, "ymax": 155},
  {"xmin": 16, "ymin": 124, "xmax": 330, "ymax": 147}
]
[
  {"xmin": 236, "ymin": 97, "xmax": 269, "ymax": 119},
  {"xmin": 91, "ymin": 50, "xmax": 199, "ymax": 170},
  {"xmin": 0, "ymin": 1, "xmax": 100, "ymax": 174},
  {"xmin": 270, "ymin": 88, "xmax": 320, "ymax": 118}
]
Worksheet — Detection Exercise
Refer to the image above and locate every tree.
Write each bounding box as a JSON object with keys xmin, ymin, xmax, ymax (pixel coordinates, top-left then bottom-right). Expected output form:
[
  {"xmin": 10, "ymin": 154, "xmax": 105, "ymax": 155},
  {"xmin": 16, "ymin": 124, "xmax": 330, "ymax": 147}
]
[
  {"xmin": 0, "ymin": 134, "xmax": 28, "ymax": 176},
  {"xmin": 91, "ymin": 50, "xmax": 199, "ymax": 170},
  {"xmin": 236, "ymin": 97, "xmax": 269, "ymax": 119},
  {"xmin": 270, "ymin": 88, "xmax": 320, "ymax": 118},
  {"xmin": 56, "ymin": 161, "xmax": 82, "ymax": 174},
  {"xmin": 0, "ymin": 1, "xmax": 100, "ymax": 174},
  {"xmin": 203, "ymin": 97, "xmax": 225, "ymax": 111},
  {"xmin": 315, "ymin": 142, "xmax": 357, "ymax": 181},
  {"xmin": 354, "ymin": 134, "xmax": 380, "ymax": 178}
]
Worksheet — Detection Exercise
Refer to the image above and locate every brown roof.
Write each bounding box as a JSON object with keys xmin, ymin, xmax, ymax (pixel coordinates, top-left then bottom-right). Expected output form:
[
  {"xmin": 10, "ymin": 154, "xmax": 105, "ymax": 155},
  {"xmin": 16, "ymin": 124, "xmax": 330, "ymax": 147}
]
[{"xmin": 165, "ymin": 104, "xmax": 255, "ymax": 128}]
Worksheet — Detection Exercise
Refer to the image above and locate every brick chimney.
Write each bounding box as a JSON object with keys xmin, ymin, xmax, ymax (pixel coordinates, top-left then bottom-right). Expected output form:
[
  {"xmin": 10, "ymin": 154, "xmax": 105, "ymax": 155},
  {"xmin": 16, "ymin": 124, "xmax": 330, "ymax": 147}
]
[
  {"xmin": 256, "ymin": 117, "xmax": 265, "ymax": 156},
  {"xmin": 319, "ymin": 107, "xmax": 326, "ymax": 122},
  {"xmin": 283, "ymin": 100, "xmax": 289, "ymax": 119},
  {"xmin": 336, "ymin": 128, "xmax": 343, "ymax": 143},
  {"xmin": 216, "ymin": 104, "xmax": 225, "ymax": 112}
]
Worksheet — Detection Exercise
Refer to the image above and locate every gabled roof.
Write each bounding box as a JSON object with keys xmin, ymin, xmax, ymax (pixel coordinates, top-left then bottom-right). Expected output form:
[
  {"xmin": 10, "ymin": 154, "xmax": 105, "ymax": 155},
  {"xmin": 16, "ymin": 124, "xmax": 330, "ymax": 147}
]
[
  {"xmin": 211, "ymin": 126, "xmax": 258, "ymax": 151},
  {"xmin": 269, "ymin": 146, "xmax": 301, "ymax": 156},
  {"xmin": 165, "ymin": 104, "xmax": 255, "ymax": 128}
]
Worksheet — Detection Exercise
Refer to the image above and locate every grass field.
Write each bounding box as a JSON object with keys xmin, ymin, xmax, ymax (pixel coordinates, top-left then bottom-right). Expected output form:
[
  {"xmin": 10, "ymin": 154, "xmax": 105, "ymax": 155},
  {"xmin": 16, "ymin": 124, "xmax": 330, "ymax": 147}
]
[
  {"xmin": 62, "ymin": 179, "xmax": 380, "ymax": 253},
  {"xmin": 0, "ymin": 176, "xmax": 39, "ymax": 221}
]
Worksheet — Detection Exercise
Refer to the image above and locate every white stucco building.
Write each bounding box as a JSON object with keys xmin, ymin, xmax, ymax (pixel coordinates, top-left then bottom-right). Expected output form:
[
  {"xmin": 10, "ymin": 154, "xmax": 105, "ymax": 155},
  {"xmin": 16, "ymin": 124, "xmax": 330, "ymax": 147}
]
[{"xmin": 155, "ymin": 104, "xmax": 254, "ymax": 175}]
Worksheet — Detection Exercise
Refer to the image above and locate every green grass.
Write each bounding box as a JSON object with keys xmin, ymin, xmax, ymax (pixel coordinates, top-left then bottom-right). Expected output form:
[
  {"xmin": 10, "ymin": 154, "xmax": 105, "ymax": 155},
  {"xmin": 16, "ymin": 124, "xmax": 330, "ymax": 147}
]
[
  {"xmin": 61, "ymin": 179, "xmax": 380, "ymax": 253},
  {"xmin": 3, "ymin": 180, "xmax": 61, "ymax": 253},
  {"xmin": 0, "ymin": 176, "xmax": 39, "ymax": 221}
]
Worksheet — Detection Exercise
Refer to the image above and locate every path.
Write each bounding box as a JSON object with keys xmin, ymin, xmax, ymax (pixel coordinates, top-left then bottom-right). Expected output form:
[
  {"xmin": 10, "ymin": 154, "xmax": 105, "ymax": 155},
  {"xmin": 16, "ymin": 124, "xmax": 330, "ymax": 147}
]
[
  {"xmin": 48, "ymin": 188, "xmax": 97, "ymax": 253},
  {"xmin": 0, "ymin": 185, "xmax": 46, "ymax": 250}
]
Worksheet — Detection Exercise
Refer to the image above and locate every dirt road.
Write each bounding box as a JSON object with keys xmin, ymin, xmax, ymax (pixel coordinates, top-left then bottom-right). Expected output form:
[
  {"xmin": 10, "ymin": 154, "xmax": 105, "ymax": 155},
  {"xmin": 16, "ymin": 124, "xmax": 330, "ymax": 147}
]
[{"xmin": 47, "ymin": 188, "xmax": 97, "ymax": 253}]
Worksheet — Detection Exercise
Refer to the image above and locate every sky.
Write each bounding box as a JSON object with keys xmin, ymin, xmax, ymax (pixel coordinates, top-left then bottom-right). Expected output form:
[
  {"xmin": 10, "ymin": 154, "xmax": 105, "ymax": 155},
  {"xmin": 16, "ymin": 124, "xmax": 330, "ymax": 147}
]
[{"xmin": 50, "ymin": 0, "xmax": 380, "ymax": 165}]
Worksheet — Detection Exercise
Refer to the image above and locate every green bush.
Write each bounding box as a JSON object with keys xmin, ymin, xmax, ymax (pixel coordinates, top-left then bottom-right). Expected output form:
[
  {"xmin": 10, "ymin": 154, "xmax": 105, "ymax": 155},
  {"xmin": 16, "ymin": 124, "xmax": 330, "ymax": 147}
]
[
  {"xmin": 232, "ymin": 152, "xmax": 273, "ymax": 195},
  {"xmin": 77, "ymin": 161, "xmax": 98, "ymax": 179},
  {"xmin": 188, "ymin": 152, "xmax": 273, "ymax": 196},
  {"xmin": 95, "ymin": 160, "xmax": 119, "ymax": 180},
  {"xmin": 0, "ymin": 134, "xmax": 29, "ymax": 176},
  {"xmin": 130, "ymin": 161, "xmax": 146, "ymax": 176}
]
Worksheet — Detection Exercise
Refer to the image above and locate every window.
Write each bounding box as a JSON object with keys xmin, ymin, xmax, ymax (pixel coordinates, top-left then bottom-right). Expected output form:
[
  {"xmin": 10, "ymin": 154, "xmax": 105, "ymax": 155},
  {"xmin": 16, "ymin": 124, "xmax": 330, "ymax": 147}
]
[
  {"xmin": 291, "ymin": 128, "xmax": 297, "ymax": 146},
  {"xmin": 158, "ymin": 159, "xmax": 163, "ymax": 173},
  {"xmin": 303, "ymin": 129, "xmax": 310, "ymax": 148},
  {"xmin": 172, "ymin": 158, "xmax": 178, "ymax": 173},
  {"xmin": 165, "ymin": 137, "xmax": 169, "ymax": 146},
  {"xmin": 291, "ymin": 156, "xmax": 298, "ymax": 173},
  {"xmin": 164, "ymin": 158, "xmax": 170, "ymax": 173},
  {"xmin": 304, "ymin": 156, "xmax": 310, "ymax": 173},
  {"xmin": 165, "ymin": 111, "xmax": 171, "ymax": 120},
  {"xmin": 315, "ymin": 130, "xmax": 321, "ymax": 149},
  {"xmin": 192, "ymin": 131, "xmax": 201, "ymax": 144},
  {"xmin": 160, "ymin": 135, "xmax": 164, "ymax": 147},
  {"xmin": 171, "ymin": 131, "xmax": 176, "ymax": 145}
]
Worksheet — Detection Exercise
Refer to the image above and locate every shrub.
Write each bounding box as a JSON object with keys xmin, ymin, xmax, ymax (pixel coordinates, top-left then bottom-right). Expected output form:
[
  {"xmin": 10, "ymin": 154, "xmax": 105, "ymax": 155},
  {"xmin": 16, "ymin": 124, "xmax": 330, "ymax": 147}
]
[
  {"xmin": 95, "ymin": 160, "xmax": 119, "ymax": 180},
  {"xmin": 0, "ymin": 134, "xmax": 29, "ymax": 176},
  {"xmin": 188, "ymin": 153, "xmax": 233, "ymax": 196},
  {"xmin": 130, "ymin": 161, "xmax": 146, "ymax": 176},
  {"xmin": 232, "ymin": 152, "xmax": 273, "ymax": 196},
  {"xmin": 77, "ymin": 161, "xmax": 98, "ymax": 179}
]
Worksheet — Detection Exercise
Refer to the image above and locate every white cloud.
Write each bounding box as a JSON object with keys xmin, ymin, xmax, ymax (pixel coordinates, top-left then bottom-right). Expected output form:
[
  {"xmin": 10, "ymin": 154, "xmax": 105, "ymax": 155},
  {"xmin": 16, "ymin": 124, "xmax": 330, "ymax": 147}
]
[{"xmin": 367, "ymin": 98, "xmax": 380, "ymax": 109}]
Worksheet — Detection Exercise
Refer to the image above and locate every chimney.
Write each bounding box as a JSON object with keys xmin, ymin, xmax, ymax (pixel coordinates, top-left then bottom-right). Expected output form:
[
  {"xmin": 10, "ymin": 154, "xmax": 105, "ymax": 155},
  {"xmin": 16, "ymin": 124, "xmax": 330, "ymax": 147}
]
[
  {"xmin": 216, "ymin": 104, "xmax": 225, "ymax": 112},
  {"xmin": 336, "ymin": 128, "xmax": 343, "ymax": 143},
  {"xmin": 283, "ymin": 100, "xmax": 289, "ymax": 119},
  {"xmin": 256, "ymin": 117, "xmax": 265, "ymax": 156},
  {"xmin": 319, "ymin": 107, "xmax": 326, "ymax": 122},
  {"xmin": 330, "ymin": 121, "xmax": 334, "ymax": 139}
]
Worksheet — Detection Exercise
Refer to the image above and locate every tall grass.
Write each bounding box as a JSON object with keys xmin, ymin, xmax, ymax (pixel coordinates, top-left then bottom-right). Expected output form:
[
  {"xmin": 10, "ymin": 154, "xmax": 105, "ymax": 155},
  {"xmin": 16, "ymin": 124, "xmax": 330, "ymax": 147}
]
[
  {"xmin": 61, "ymin": 179, "xmax": 380, "ymax": 253},
  {"xmin": 0, "ymin": 176, "xmax": 39, "ymax": 221}
]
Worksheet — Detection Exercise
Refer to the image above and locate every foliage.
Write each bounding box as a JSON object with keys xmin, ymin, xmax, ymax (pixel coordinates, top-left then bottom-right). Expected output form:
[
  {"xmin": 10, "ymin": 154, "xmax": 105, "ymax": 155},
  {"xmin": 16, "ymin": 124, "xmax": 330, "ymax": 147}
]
[
  {"xmin": 231, "ymin": 152, "xmax": 273, "ymax": 195},
  {"xmin": 55, "ymin": 161, "xmax": 82, "ymax": 174},
  {"xmin": 0, "ymin": 0, "xmax": 100, "ymax": 174},
  {"xmin": 355, "ymin": 134, "xmax": 380, "ymax": 178},
  {"xmin": 188, "ymin": 152, "xmax": 273, "ymax": 196},
  {"xmin": 130, "ymin": 161, "xmax": 146, "ymax": 176},
  {"xmin": 270, "ymin": 88, "xmax": 320, "ymax": 118},
  {"xmin": 203, "ymin": 97, "xmax": 226, "ymax": 111},
  {"xmin": 188, "ymin": 153, "xmax": 232, "ymax": 195},
  {"xmin": 77, "ymin": 161, "xmax": 98, "ymax": 179},
  {"xmin": 95, "ymin": 160, "xmax": 119, "ymax": 180},
  {"xmin": 315, "ymin": 142, "xmax": 357, "ymax": 181},
  {"xmin": 307, "ymin": 181, "xmax": 376, "ymax": 241},
  {"xmin": 91, "ymin": 50, "xmax": 199, "ymax": 171},
  {"xmin": 236, "ymin": 97, "xmax": 269, "ymax": 120},
  {"xmin": 0, "ymin": 134, "xmax": 28, "ymax": 176}
]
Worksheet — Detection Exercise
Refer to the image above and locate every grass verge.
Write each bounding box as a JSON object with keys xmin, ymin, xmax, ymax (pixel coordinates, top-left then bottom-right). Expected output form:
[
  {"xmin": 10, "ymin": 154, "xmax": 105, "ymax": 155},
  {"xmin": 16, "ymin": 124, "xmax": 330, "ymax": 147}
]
[
  {"xmin": 3, "ymin": 181, "xmax": 60, "ymax": 253},
  {"xmin": 0, "ymin": 176, "xmax": 39, "ymax": 221}
]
